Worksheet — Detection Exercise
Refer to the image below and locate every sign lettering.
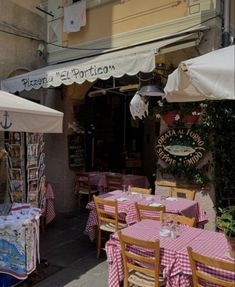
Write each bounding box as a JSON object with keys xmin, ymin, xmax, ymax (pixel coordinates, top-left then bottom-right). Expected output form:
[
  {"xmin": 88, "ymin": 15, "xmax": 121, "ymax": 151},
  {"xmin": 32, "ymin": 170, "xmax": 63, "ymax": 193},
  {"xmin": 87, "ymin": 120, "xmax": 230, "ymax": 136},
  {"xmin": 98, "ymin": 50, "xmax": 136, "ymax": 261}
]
[
  {"xmin": 155, "ymin": 128, "xmax": 206, "ymax": 166},
  {"xmin": 21, "ymin": 64, "xmax": 116, "ymax": 89}
]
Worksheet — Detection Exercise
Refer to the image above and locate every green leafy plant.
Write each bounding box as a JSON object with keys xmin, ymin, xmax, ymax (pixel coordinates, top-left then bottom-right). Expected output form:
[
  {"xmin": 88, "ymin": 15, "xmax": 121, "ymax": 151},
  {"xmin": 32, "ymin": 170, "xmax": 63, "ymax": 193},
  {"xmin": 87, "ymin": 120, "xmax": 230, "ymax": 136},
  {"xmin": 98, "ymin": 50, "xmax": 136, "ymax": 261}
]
[
  {"xmin": 178, "ymin": 102, "xmax": 202, "ymax": 115},
  {"xmin": 150, "ymin": 98, "xmax": 178, "ymax": 119},
  {"xmin": 200, "ymin": 100, "xmax": 235, "ymax": 209},
  {"xmin": 216, "ymin": 206, "xmax": 235, "ymax": 237},
  {"xmin": 150, "ymin": 99, "xmax": 204, "ymax": 122},
  {"xmin": 158, "ymin": 163, "xmax": 209, "ymax": 187}
]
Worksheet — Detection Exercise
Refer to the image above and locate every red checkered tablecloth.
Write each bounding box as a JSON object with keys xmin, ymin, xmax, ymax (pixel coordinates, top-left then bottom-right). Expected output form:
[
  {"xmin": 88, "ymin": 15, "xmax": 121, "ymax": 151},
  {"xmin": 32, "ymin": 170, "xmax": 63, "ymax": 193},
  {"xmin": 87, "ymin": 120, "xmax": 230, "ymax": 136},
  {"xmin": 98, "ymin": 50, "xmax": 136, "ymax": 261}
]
[
  {"xmin": 105, "ymin": 220, "xmax": 203, "ymax": 287},
  {"xmin": 175, "ymin": 229, "xmax": 235, "ymax": 286},
  {"xmin": 105, "ymin": 220, "xmax": 235, "ymax": 287},
  {"xmin": 85, "ymin": 190, "xmax": 207, "ymax": 241},
  {"xmin": 78, "ymin": 172, "xmax": 149, "ymax": 193},
  {"xmin": 44, "ymin": 183, "xmax": 56, "ymax": 225}
]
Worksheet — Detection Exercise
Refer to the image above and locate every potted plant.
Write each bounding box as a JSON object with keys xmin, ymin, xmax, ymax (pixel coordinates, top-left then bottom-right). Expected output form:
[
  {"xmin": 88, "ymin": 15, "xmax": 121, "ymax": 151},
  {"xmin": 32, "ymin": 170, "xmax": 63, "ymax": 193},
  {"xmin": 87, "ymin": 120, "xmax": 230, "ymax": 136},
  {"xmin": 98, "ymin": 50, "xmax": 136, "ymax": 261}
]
[
  {"xmin": 178, "ymin": 102, "xmax": 203, "ymax": 124},
  {"xmin": 151, "ymin": 99, "xmax": 179, "ymax": 125},
  {"xmin": 151, "ymin": 99, "xmax": 205, "ymax": 126},
  {"xmin": 216, "ymin": 206, "xmax": 235, "ymax": 259}
]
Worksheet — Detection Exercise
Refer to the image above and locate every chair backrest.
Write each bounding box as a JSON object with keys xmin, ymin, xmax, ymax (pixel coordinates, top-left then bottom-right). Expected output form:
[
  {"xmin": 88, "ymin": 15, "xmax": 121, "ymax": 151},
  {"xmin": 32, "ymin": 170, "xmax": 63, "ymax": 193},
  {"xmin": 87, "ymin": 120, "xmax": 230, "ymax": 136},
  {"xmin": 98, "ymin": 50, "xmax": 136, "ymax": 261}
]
[
  {"xmin": 75, "ymin": 172, "xmax": 91, "ymax": 194},
  {"xmin": 128, "ymin": 187, "xmax": 152, "ymax": 195},
  {"xmin": 163, "ymin": 213, "xmax": 195, "ymax": 227},
  {"xmin": 170, "ymin": 187, "xmax": 196, "ymax": 200},
  {"xmin": 135, "ymin": 203, "xmax": 165, "ymax": 222},
  {"xmin": 118, "ymin": 230, "xmax": 161, "ymax": 287},
  {"xmin": 93, "ymin": 195, "xmax": 120, "ymax": 231},
  {"xmin": 105, "ymin": 174, "xmax": 123, "ymax": 192},
  {"xmin": 188, "ymin": 246, "xmax": 235, "ymax": 287}
]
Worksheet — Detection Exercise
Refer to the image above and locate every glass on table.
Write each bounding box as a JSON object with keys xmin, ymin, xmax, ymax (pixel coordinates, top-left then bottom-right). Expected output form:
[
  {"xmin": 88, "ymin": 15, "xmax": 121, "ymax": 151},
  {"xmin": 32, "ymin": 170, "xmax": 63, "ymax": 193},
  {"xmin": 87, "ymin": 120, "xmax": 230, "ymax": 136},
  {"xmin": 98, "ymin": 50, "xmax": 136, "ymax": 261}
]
[
  {"xmin": 163, "ymin": 214, "xmax": 174, "ymax": 229},
  {"xmin": 160, "ymin": 194, "xmax": 167, "ymax": 202},
  {"xmin": 174, "ymin": 222, "xmax": 182, "ymax": 238},
  {"xmin": 122, "ymin": 185, "xmax": 126, "ymax": 194}
]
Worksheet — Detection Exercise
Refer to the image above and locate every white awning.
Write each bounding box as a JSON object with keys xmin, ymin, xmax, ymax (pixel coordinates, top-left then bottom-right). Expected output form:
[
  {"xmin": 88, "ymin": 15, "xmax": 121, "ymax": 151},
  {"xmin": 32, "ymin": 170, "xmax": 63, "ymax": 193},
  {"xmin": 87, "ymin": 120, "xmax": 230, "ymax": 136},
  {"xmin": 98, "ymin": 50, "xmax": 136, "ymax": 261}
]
[
  {"xmin": 1, "ymin": 33, "xmax": 200, "ymax": 93},
  {"xmin": 0, "ymin": 90, "xmax": 63, "ymax": 133},
  {"xmin": 164, "ymin": 45, "xmax": 235, "ymax": 102}
]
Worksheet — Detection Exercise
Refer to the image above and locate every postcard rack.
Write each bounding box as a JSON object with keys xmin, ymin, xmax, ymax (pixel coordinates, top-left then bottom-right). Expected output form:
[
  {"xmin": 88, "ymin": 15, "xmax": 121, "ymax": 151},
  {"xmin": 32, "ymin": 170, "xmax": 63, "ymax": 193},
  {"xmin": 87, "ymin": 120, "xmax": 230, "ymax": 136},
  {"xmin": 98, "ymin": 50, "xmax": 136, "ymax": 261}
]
[{"xmin": 5, "ymin": 132, "xmax": 46, "ymax": 207}]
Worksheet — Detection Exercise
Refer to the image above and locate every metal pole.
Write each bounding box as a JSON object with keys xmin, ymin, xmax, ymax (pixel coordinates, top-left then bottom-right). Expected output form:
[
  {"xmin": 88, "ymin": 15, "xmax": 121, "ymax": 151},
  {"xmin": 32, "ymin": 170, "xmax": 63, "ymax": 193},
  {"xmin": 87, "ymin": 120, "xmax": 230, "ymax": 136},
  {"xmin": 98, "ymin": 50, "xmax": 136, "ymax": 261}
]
[
  {"xmin": 222, "ymin": 0, "xmax": 231, "ymax": 47},
  {"xmin": 123, "ymin": 95, "xmax": 127, "ymax": 151},
  {"xmin": 91, "ymin": 137, "xmax": 94, "ymax": 169}
]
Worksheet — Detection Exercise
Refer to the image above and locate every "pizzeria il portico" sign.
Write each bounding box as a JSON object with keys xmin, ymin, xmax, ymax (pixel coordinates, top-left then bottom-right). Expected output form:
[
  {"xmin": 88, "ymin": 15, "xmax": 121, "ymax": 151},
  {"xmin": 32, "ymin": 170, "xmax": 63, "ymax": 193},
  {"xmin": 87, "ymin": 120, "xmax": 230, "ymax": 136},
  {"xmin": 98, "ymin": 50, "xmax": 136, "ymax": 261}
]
[{"xmin": 155, "ymin": 128, "xmax": 206, "ymax": 166}]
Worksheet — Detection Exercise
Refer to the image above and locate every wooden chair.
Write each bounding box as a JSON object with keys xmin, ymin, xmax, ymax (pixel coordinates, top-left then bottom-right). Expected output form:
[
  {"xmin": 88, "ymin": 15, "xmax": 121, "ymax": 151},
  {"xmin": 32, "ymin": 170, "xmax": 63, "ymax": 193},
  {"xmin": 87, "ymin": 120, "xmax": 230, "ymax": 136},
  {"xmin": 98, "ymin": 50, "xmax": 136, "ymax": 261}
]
[
  {"xmin": 105, "ymin": 173, "xmax": 123, "ymax": 192},
  {"xmin": 128, "ymin": 187, "xmax": 152, "ymax": 195},
  {"xmin": 170, "ymin": 187, "xmax": 196, "ymax": 200},
  {"xmin": 93, "ymin": 195, "xmax": 127, "ymax": 258},
  {"xmin": 118, "ymin": 230, "xmax": 166, "ymax": 287},
  {"xmin": 75, "ymin": 172, "xmax": 97, "ymax": 211},
  {"xmin": 135, "ymin": 203, "xmax": 165, "ymax": 222},
  {"xmin": 155, "ymin": 180, "xmax": 176, "ymax": 197},
  {"xmin": 163, "ymin": 213, "xmax": 196, "ymax": 227},
  {"xmin": 188, "ymin": 246, "xmax": 235, "ymax": 287}
]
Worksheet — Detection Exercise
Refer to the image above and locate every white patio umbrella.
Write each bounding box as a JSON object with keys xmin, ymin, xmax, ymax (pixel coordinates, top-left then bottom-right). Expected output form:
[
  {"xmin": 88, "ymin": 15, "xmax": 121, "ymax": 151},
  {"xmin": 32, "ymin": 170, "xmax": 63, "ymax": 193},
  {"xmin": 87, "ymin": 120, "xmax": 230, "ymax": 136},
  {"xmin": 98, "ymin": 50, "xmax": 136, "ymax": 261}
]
[
  {"xmin": 164, "ymin": 45, "xmax": 235, "ymax": 102},
  {"xmin": 0, "ymin": 90, "xmax": 63, "ymax": 133}
]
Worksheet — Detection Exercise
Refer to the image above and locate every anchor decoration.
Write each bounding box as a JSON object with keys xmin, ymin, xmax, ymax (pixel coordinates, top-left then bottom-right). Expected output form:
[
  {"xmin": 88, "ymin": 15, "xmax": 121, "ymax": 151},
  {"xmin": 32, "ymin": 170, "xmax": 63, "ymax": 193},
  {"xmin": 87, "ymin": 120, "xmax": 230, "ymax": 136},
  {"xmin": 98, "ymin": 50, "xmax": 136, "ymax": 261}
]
[{"xmin": 0, "ymin": 111, "xmax": 12, "ymax": 130}]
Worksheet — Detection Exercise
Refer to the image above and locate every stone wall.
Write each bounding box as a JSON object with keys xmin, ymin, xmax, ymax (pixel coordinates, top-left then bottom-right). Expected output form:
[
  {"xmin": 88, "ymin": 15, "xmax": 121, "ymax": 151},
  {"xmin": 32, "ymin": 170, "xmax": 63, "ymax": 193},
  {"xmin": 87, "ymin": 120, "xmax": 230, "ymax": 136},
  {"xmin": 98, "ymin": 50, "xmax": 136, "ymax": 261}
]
[{"xmin": 0, "ymin": 0, "xmax": 46, "ymax": 79}]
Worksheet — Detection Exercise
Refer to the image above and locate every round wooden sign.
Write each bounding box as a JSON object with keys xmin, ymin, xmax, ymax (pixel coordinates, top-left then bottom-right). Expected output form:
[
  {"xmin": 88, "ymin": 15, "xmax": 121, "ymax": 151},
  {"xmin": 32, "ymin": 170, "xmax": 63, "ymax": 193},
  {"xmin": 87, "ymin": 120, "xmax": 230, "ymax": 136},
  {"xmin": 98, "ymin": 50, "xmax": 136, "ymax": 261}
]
[{"xmin": 155, "ymin": 128, "xmax": 206, "ymax": 166}]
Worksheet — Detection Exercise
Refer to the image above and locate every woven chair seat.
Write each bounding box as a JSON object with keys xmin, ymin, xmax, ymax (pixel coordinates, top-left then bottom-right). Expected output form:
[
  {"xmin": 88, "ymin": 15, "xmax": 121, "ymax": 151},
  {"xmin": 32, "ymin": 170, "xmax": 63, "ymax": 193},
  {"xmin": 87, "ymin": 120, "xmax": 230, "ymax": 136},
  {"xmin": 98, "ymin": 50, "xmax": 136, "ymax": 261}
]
[
  {"xmin": 79, "ymin": 188, "xmax": 97, "ymax": 195},
  {"xmin": 100, "ymin": 221, "xmax": 127, "ymax": 232},
  {"xmin": 128, "ymin": 270, "xmax": 166, "ymax": 287}
]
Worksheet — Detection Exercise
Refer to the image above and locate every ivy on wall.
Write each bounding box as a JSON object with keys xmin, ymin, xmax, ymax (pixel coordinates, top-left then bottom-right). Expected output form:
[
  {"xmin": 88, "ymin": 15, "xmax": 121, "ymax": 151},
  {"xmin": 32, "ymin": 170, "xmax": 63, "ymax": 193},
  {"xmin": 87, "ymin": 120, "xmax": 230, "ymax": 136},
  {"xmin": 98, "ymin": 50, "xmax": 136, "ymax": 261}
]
[
  {"xmin": 151, "ymin": 100, "xmax": 210, "ymax": 186},
  {"xmin": 152, "ymin": 99, "xmax": 235, "ymax": 209},
  {"xmin": 201, "ymin": 100, "xmax": 235, "ymax": 209}
]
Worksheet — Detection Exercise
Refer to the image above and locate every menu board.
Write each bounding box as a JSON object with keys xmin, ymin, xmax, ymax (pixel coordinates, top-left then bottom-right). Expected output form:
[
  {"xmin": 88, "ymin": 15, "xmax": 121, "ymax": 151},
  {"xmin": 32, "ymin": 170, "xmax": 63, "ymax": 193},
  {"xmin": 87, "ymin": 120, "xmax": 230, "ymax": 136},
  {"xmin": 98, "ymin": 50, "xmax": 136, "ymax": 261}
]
[{"xmin": 68, "ymin": 134, "xmax": 85, "ymax": 168}]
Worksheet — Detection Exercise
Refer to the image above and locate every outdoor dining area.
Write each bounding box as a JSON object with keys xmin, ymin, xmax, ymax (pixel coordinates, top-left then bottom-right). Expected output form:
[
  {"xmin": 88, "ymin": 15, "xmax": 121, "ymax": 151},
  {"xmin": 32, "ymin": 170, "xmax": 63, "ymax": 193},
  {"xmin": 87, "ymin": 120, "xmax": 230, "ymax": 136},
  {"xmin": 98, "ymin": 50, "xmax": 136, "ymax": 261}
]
[
  {"xmin": 0, "ymin": 42, "xmax": 234, "ymax": 287},
  {"xmin": 70, "ymin": 45, "xmax": 235, "ymax": 287},
  {"xmin": 72, "ymin": 169, "xmax": 235, "ymax": 287}
]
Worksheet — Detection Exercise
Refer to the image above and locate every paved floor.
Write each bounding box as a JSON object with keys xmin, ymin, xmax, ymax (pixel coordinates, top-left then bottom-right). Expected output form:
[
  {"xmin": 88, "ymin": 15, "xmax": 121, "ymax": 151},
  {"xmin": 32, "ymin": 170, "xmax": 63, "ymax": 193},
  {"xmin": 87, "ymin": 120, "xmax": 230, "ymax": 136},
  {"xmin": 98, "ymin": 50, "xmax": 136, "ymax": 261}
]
[{"xmin": 29, "ymin": 211, "xmax": 109, "ymax": 287}]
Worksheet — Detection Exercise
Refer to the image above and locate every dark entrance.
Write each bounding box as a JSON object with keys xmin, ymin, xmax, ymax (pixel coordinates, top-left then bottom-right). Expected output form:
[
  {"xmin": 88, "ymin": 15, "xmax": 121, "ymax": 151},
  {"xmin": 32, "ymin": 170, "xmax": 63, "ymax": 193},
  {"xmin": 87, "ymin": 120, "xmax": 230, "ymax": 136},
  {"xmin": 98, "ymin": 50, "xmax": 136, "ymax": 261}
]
[{"xmin": 76, "ymin": 77, "xmax": 160, "ymax": 186}]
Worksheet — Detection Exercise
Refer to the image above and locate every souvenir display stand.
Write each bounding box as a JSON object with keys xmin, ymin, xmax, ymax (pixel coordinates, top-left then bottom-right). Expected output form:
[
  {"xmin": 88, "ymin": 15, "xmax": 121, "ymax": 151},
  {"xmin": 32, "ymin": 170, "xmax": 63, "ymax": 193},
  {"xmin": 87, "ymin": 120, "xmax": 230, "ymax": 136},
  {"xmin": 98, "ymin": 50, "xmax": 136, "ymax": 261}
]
[
  {"xmin": 6, "ymin": 132, "xmax": 46, "ymax": 208},
  {"xmin": 0, "ymin": 204, "xmax": 40, "ymax": 286},
  {"xmin": 5, "ymin": 132, "xmax": 26, "ymax": 203},
  {"xmin": 0, "ymin": 132, "xmax": 46, "ymax": 286},
  {"xmin": 0, "ymin": 90, "xmax": 63, "ymax": 287}
]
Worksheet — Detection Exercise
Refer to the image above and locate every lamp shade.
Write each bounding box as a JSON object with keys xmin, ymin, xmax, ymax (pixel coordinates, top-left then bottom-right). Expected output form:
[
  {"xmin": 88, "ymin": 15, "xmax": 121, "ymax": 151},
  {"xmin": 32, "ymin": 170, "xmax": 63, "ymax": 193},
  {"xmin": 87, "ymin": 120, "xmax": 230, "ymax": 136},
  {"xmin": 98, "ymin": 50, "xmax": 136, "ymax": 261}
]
[{"xmin": 139, "ymin": 85, "xmax": 165, "ymax": 97}]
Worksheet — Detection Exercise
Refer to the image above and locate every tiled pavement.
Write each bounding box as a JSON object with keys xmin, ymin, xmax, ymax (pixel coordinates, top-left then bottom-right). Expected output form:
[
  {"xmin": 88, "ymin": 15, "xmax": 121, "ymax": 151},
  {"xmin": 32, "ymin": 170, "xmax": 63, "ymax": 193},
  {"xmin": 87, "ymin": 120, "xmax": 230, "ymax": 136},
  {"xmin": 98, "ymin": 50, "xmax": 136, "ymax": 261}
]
[{"xmin": 22, "ymin": 211, "xmax": 109, "ymax": 287}]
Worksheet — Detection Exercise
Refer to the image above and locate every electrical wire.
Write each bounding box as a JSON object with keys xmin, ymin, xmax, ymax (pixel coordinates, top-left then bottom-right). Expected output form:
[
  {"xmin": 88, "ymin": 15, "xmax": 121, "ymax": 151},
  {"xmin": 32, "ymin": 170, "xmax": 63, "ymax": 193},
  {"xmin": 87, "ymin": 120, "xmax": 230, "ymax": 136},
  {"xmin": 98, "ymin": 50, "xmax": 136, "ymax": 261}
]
[{"xmin": 0, "ymin": 14, "xmax": 222, "ymax": 52}]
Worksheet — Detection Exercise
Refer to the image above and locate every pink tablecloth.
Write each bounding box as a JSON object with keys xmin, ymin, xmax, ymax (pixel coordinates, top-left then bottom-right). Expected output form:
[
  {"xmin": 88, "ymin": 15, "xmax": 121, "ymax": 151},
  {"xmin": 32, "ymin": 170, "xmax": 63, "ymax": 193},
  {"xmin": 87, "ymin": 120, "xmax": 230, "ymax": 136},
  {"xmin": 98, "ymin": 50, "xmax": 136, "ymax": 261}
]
[
  {"xmin": 174, "ymin": 230, "xmax": 235, "ymax": 286},
  {"xmin": 85, "ymin": 172, "xmax": 149, "ymax": 192},
  {"xmin": 105, "ymin": 220, "xmax": 235, "ymax": 287},
  {"xmin": 40, "ymin": 183, "xmax": 56, "ymax": 225},
  {"xmin": 85, "ymin": 190, "xmax": 207, "ymax": 241}
]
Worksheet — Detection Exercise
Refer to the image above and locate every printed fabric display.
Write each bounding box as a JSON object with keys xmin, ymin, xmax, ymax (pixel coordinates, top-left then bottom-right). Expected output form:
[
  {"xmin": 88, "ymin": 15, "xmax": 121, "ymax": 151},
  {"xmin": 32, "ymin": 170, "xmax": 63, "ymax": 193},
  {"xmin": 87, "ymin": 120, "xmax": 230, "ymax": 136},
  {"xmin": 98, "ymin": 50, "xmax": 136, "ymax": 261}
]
[{"xmin": 0, "ymin": 204, "xmax": 40, "ymax": 279}]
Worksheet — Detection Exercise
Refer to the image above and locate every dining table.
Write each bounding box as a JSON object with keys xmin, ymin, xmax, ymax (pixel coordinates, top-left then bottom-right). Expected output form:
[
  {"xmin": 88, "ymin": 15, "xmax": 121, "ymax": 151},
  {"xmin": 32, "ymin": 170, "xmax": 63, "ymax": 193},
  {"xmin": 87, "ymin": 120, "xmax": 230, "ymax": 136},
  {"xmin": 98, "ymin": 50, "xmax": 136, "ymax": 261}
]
[
  {"xmin": 81, "ymin": 171, "xmax": 150, "ymax": 192},
  {"xmin": 105, "ymin": 219, "xmax": 235, "ymax": 287},
  {"xmin": 85, "ymin": 190, "xmax": 207, "ymax": 241}
]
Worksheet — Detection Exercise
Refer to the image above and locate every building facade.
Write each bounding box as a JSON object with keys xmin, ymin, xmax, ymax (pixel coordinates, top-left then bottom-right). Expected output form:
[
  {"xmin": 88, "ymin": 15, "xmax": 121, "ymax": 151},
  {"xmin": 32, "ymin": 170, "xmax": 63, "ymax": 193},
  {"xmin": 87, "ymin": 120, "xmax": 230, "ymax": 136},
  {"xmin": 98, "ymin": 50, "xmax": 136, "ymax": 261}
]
[{"xmin": 1, "ymin": 0, "xmax": 234, "ymax": 229}]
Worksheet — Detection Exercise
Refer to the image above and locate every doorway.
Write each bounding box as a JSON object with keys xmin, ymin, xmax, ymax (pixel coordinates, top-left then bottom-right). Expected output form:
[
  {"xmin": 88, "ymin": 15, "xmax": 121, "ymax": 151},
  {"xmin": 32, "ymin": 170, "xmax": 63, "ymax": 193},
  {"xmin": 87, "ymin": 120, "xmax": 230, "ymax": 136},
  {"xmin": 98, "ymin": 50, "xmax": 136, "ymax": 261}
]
[{"xmin": 76, "ymin": 77, "xmax": 160, "ymax": 186}]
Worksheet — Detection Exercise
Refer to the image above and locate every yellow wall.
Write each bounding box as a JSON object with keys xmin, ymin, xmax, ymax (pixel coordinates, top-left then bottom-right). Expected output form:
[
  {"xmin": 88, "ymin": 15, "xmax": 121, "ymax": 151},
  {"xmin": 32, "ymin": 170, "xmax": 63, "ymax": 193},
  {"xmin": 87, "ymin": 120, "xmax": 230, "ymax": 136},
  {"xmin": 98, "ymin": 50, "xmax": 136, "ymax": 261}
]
[
  {"xmin": 65, "ymin": 0, "xmax": 188, "ymax": 45},
  {"xmin": 46, "ymin": 0, "xmax": 219, "ymax": 63}
]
